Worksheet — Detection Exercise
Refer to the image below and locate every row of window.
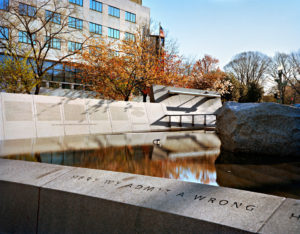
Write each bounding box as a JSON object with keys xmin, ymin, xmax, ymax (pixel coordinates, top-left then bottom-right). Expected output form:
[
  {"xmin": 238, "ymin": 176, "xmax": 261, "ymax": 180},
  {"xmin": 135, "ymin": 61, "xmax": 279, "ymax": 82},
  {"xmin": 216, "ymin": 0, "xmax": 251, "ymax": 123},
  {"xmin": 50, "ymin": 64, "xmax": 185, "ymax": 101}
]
[
  {"xmin": 68, "ymin": 0, "xmax": 135, "ymax": 22},
  {"xmin": 0, "ymin": 25, "xmax": 135, "ymax": 42},
  {"xmin": 1, "ymin": 1, "xmax": 136, "ymax": 23},
  {"xmin": 0, "ymin": 24, "xmax": 135, "ymax": 44},
  {"xmin": 0, "ymin": 27, "xmax": 80, "ymax": 52}
]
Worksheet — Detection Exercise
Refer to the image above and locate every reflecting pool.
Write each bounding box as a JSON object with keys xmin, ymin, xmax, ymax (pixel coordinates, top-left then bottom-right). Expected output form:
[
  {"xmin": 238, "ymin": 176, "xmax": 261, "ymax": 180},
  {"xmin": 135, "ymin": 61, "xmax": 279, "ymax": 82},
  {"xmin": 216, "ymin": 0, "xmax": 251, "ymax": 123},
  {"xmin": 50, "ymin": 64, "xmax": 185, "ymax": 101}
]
[{"xmin": 2, "ymin": 131, "xmax": 300, "ymax": 199}]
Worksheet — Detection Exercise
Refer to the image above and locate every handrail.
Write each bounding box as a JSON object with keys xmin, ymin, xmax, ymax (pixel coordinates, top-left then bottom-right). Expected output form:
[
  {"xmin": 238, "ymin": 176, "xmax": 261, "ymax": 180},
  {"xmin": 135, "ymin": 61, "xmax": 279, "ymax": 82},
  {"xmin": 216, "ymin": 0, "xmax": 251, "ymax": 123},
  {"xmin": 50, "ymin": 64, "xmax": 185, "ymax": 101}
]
[
  {"xmin": 164, "ymin": 113, "xmax": 216, "ymax": 127},
  {"xmin": 168, "ymin": 90, "xmax": 220, "ymax": 98},
  {"xmin": 42, "ymin": 80, "xmax": 92, "ymax": 90}
]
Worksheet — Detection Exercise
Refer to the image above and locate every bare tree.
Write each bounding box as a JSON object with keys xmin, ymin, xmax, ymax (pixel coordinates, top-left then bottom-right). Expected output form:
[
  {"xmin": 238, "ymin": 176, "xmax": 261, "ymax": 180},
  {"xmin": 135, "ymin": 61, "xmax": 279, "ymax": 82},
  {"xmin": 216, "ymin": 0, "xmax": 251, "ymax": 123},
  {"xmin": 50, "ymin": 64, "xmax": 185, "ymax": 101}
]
[
  {"xmin": 289, "ymin": 50, "xmax": 300, "ymax": 95},
  {"xmin": 224, "ymin": 51, "xmax": 271, "ymax": 86},
  {"xmin": 268, "ymin": 53, "xmax": 292, "ymax": 103},
  {"xmin": 0, "ymin": 0, "xmax": 89, "ymax": 94},
  {"xmin": 268, "ymin": 52, "xmax": 300, "ymax": 103}
]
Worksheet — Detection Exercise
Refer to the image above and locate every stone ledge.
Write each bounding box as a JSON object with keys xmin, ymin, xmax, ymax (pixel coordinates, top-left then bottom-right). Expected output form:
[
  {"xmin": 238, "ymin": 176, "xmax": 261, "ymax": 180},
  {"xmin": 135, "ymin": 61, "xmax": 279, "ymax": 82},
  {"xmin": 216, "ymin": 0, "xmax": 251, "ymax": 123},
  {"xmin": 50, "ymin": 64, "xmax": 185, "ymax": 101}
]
[{"xmin": 0, "ymin": 159, "xmax": 299, "ymax": 233}]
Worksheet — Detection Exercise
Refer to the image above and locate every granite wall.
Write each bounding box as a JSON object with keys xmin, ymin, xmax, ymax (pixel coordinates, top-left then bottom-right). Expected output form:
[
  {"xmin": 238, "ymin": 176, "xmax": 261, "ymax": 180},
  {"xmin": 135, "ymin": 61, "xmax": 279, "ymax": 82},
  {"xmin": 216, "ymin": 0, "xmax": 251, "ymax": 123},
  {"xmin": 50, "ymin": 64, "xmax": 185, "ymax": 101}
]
[{"xmin": 0, "ymin": 92, "xmax": 221, "ymax": 140}]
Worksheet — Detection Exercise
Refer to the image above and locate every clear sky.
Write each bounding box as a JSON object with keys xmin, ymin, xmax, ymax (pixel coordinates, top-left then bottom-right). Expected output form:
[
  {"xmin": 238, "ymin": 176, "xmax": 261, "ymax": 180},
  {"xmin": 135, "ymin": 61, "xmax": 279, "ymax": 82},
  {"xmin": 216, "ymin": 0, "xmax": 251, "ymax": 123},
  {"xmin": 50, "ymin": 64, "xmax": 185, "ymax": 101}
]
[{"xmin": 143, "ymin": 0, "xmax": 300, "ymax": 69}]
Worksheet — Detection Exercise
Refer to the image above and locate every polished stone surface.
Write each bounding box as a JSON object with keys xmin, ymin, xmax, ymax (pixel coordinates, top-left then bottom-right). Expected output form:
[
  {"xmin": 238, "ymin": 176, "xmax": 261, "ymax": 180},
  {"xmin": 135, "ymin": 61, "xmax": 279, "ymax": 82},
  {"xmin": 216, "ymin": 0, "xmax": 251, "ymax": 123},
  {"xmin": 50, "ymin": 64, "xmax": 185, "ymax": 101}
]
[
  {"xmin": 0, "ymin": 159, "xmax": 74, "ymax": 233},
  {"xmin": 1, "ymin": 93, "xmax": 36, "ymax": 139},
  {"xmin": 0, "ymin": 159, "xmax": 299, "ymax": 233},
  {"xmin": 0, "ymin": 158, "xmax": 73, "ymax": 186},
  {"xmin": 259, "ymin": 198, "xmax": 300, "ymax": 233},
  {"xmin": 34, "ymin": 95, "xmax": 65, "ymax": 138},
  {"xmin": 40, "ymin": 167, "xmax": 284, "ymax": 233},
  {"xmin": 86, "ymin": 98, "xmax": 112, "ymax": 134}
]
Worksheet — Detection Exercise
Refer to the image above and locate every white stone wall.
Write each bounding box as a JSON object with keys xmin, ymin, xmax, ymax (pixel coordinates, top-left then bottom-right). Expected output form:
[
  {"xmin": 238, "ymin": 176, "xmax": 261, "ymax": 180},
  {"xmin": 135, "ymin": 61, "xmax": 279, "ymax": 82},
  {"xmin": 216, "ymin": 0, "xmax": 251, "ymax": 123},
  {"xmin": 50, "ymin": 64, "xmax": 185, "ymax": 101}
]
[
  {"xmin": 0, "ymin": 92, "xmax": 222, "ymax": 140},
  {"xmin": 0, "ymin": 93, "xmax": 169, "ymax": 140}
]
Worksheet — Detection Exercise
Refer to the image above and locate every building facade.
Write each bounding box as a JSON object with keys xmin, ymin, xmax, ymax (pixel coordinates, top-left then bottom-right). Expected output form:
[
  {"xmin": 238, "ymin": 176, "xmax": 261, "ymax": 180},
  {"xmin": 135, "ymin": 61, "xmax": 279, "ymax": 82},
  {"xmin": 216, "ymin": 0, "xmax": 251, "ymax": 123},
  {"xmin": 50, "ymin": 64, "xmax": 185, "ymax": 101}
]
[{"xmin": 0, "ymin": 0, "xmax": 150, "ymax": 91}]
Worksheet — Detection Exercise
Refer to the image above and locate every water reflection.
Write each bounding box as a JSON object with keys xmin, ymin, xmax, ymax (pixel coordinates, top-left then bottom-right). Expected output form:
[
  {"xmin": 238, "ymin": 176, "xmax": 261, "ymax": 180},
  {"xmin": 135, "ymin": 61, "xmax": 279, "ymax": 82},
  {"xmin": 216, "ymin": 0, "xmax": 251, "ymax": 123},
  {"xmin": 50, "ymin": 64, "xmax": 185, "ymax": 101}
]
[
  {"xmin": 215, "ymin": 152, "xmax": 300, "ymax": 199},
  {"xmin": 4, "ymin": 132, "xmax": 220, "ymax": 185},
  {"xmin": 6, "ymin": 147, "xmax": 219, "ymax": 185}
]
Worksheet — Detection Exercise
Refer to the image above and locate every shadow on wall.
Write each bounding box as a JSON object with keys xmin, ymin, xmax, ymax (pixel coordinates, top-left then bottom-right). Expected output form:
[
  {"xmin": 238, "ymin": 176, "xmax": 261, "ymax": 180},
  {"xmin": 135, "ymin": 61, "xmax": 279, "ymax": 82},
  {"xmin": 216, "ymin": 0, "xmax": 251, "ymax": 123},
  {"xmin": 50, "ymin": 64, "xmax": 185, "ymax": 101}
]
[
  {"xmin": 0, "ymin": 92, "xmax": 171, "ymax": 140},
  {"xmin": 150, "ymin": 85, "xmax": 222, "ymax": 114}
]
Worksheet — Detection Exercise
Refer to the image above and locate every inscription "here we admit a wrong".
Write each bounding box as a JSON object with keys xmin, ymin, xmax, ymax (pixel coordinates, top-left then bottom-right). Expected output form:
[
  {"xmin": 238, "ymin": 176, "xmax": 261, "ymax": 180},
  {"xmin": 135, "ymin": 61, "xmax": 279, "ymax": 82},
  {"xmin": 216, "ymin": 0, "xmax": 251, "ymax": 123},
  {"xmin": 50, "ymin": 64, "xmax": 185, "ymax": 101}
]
[{"xmin": 71, "ymin": 175, "xmax": 258, "ymax": 212}]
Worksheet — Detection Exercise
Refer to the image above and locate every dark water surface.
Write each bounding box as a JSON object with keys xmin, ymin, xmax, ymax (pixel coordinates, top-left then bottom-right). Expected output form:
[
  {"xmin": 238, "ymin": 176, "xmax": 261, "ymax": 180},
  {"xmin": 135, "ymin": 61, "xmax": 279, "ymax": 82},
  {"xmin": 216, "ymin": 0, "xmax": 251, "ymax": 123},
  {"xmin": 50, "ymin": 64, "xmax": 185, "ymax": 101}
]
[{"xmin": 3, "ymin": 132, "xmax": 300, "ymax": 199}]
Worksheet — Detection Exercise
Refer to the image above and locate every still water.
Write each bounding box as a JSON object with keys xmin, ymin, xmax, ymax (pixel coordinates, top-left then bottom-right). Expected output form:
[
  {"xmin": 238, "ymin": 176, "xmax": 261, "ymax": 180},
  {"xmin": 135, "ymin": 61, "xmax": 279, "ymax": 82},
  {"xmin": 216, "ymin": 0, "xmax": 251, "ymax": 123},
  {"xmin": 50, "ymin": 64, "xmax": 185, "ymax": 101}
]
[{"xmin": 3, "ymin": 131, "xmax": 300, "ymax": 199}]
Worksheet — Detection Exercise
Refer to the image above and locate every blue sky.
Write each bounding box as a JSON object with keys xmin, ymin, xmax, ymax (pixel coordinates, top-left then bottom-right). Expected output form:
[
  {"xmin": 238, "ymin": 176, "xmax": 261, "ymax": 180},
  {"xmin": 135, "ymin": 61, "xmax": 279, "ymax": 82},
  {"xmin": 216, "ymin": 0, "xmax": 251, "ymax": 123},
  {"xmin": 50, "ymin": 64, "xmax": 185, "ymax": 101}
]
[{"xmin": 143, "ymin": 0, "xmax": 300, "ymax": 68}]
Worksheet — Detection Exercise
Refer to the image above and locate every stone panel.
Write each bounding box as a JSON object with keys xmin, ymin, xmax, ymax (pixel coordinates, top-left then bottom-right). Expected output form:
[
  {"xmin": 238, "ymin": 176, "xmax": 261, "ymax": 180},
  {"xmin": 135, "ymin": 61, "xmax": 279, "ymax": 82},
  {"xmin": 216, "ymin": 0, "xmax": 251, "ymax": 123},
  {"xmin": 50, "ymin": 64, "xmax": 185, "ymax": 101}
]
[
  {"xmin": 145, "ymin": 103, "xmax": 168, "ymax": 130},
  {"xmin": 108, "ymin": 101, "xmax": 132, "ymax": 133},
  {"xmin": 110, "ymin": 106, "xmax": 129, "ymax": 121},
  {"xmin": 128, "ymin": 103, "xmax": 150, "ymax": 132},
  {"xmin": 33, "ymin": 95, "xmax": 65, "ymax": 138},
  {"xmin": 1, "ymin": 93, "xmax": 36, "ymax": 139},
  {"xmin": 86, "ymin": 99, "xmax": 112, "ymax": 134},
  {"xmin": 40, "ymin": 167, "xmax": 286, "ymax": 233},
  {"xmin": 63, "ymin": 99, "xmax": 90, "ymax": 135},
  {"xmin": 0, "ymin": 158, "xmax": 73, "ymax": 186},
  {"xmin": 0, "ymin": 181, "xmax": 38, "ymax": 234},
  {"xmin": 259, "ymin": 198, "xmax": 300, "ymax": 233},
  {"xmin": 36, "ymin": 103, "xmax": 61, "ymax": 121},
  {"xmin": 64, "ymin": 104, "xmax": 86, "ymax": 122},
  {"xmin": 4, "ymin": 101, "xmax": 33, "ymax": 121},
  {"xmin": 166, "ymin": 94, "xmax": 181, "ymax": 107},
  {"xmin": 0, "ymin": 159, "xmax": 74, "ymax": 234}
]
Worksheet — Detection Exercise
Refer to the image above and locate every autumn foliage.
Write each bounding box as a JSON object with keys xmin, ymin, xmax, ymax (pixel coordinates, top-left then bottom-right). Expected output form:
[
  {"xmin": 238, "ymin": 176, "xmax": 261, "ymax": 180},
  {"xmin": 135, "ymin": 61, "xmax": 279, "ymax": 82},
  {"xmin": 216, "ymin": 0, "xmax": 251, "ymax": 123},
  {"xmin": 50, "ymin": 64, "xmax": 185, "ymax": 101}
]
[
  {"xmin": 73, "ymin": 32, "xmax": 188, "ymax": 101},
  {"xmin": 189, "ymin": 55, "xmax": 232, "ymax": 95}
]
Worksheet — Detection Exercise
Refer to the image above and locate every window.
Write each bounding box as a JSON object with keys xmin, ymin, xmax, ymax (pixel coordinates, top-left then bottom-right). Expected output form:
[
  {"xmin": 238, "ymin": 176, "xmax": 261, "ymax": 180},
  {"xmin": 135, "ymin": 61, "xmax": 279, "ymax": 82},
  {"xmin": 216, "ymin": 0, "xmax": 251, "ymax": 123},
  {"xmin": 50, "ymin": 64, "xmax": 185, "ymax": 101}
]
[
  {"xmin": 0, "ymin": 26, "xmax": 8, "ymax": 39},
  {"xmin": 108, "ymin": 6, "xmax": 120, "ymax": 18},
  {"xmin": 69, "ymin": 16, "xmax": 83, "ymax": 30},
  {"xmin": 0, "ymin": 0, "xmax": 9, "ymax": 11},
  {"xmin": 89, "ymin": 22, "xmax": 102, "ymax": 35},
  {"xmin": 90, "ymin": 0, "xmax": 102, "ymax": 12},
  {"xmin": 125, "ymin": 12, "xmax": 136, "ymax": 23},
  {"xmin": 108, "ymin": 28, "xmax": 119, "ymax": 39},
  {"xmin": 69, "ymin": 0, "xmax": 83, "ymax": 6},
  {"xmin": 42, "ymin": 62, "xmax": 83, "ymax": 88},
  {"xmin": 125, "ymin": 32, "xmax": 135, "ymax": 41},
  {"xmin": 19, "ymin": 31, "xmax": 36, "ymax": 44},
  {"xmin": 46, "ymin": 37, "xmax": 61, "ymax": 50},
  {"xmin": 19, "ymin": 3, "xmax": 36, "ymax": 17},
  {"xmin": 46, "ymin": 10, "xmax": 61, "ymax": 24},
  {"xmin": 68, "ymin": 41, "xmax": 82, "ymax": 52}
]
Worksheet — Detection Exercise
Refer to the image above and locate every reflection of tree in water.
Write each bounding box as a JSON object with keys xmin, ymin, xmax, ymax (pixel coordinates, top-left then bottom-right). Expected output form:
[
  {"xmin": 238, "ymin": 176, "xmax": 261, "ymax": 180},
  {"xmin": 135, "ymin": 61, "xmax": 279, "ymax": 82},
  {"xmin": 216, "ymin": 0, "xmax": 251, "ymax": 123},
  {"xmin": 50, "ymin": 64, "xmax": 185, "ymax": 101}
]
[
  {"xmin": 5, "ymin": 145, "xmax": 218, "ymax": 184},
  {"xmin": 74, "ymin": 145, "xmax": 218, "ymax": 184}
]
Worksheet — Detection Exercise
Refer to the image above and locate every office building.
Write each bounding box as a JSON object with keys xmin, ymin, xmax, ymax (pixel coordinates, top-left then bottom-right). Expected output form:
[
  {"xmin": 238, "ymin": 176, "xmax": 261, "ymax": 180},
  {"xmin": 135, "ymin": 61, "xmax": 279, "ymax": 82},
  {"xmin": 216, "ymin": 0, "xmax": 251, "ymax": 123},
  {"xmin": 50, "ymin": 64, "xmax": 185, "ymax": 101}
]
[{"xmin": 0, "ymin": 0, "xmax": 150, "ymax": 91}]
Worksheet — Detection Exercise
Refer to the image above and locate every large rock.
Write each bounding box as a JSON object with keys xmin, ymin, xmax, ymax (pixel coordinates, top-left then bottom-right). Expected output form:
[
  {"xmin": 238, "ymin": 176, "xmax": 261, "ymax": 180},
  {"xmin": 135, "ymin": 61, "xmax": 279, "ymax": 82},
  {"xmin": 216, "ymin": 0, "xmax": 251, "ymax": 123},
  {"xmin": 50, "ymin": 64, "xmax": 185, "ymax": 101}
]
[{"xmin": 216, "ymin": 102, "xmax": 300, "ymax": 156}]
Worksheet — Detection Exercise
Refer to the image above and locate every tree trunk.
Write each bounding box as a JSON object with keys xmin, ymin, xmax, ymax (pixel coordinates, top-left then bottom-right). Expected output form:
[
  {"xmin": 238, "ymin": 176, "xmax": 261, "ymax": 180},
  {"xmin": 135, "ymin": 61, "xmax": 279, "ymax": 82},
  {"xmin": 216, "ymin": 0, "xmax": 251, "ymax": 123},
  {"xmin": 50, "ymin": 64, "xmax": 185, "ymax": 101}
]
[
  {"xmin": 35, "ymin": 84, "xmax": 40, "ymax": 95},
  {"xmin": 142, "ymin": 93, "xmax": 147, "ymax": 102},
  {"xmin": 125, "ymin": 96, "xmax": 129, "ymax": 101}
]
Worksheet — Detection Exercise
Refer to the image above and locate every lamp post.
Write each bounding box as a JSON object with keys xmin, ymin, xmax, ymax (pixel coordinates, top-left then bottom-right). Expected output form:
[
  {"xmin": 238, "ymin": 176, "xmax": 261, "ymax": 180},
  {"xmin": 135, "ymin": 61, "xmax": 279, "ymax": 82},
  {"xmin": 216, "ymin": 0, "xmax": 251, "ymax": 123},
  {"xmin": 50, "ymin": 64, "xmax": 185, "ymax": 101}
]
[{"xmin": 277, "ymin": 65, "xmax": 283, "ymax": 104}]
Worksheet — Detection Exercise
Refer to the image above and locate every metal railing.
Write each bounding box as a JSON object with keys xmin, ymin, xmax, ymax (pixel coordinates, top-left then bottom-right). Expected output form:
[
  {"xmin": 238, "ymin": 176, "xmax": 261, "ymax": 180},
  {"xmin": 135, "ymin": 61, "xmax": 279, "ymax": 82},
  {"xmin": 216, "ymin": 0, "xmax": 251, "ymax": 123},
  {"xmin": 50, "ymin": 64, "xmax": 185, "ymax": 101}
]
[
  {"xmin": 41, "ymin": 80, "xmax": 92, "ymax": 91},
  {"xmin": 168, "ymin": 90, "xmax": 221, "ymax": 98},
  {"xmin": 165, "ymin": 114, "xmax": 216, "ymax": 127}
]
